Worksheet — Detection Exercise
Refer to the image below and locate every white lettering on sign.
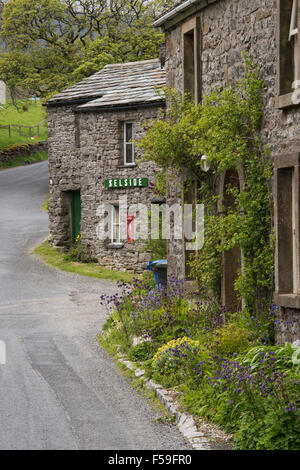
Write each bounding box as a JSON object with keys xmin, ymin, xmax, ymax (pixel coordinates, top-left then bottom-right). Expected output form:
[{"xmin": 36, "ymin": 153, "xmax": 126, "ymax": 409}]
[{"xmin": 105, "ymin": 178, "xmax": 148, "ymax": 188}]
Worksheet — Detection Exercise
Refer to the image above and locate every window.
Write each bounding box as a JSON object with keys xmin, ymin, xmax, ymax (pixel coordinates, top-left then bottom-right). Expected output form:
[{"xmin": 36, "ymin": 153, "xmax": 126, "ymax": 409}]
[
  {"xmin": 124, "ymin": 122, "xmax": 135, "ymax": 165},
  {"xmin": 183, "ymin": 179, "xmax": 197, "ymax": 279},
  {"xmin": 111, "ymin": 205, "xmax": 121, "ymax": 244},
  {"xmin": 277, "ymin": 0, "xmax": 300, "ymax": 108},
  {"xmin": 274, "ymin": 153, "xmax": 300, "ymax": 308},
  {"xmin": 182, "ymin": 17, "xmax": 201, "ymax": 105}
]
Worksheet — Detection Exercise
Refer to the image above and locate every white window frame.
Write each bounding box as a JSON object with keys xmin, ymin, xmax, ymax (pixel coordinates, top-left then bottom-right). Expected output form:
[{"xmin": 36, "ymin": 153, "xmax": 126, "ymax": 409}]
[
  {"xmin": 290, "ymin": 0, "xmax": 299, "ymax": 84},
  {"xmin": 290, "ymin": 0, "xmax": 298, "ymax": 38},
  {"xmin": 124, "ymin": 122, "xmax": 135, "ymax": 166},
  {"xmin": 111, "ymin": 205, "xmax": 121, "ymax": 244}
]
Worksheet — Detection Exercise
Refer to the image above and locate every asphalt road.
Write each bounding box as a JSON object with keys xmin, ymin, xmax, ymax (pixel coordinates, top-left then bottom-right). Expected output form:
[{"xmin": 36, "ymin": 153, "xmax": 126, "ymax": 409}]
[{"xmin": 0, "ymin": 161, "xmax": 191, "ymax": 450}]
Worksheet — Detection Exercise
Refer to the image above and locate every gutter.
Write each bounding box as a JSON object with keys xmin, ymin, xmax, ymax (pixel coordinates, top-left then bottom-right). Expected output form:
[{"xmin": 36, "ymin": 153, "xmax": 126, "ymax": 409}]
[
  {"xmin": 74, "ymin": 100, "xmax": 166, "ymax": 114},
  {"xmin": 45, "ymin": 96, "xmax": 103, "ymax": 108}
]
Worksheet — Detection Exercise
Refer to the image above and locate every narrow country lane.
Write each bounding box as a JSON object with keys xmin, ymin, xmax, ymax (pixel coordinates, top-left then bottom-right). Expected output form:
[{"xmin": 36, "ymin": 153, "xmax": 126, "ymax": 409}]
[{"xmin": 0, "ymin": 162, "xmax": 191, "ymax": 450}]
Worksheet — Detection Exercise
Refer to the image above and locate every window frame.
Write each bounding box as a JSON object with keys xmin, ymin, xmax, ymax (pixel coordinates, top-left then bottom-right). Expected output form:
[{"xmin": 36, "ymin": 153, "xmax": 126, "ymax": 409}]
[
  {"xmin": 276, "ymin": 0, "xmax": 300, "ymax": 109},
  {"xmin": 274, "ymin": 152, "xmax": 300, "ymax": 308},
  {"xmin": 124, "ymin": 122, "xmax": 135, "ymax": 166},
  {"xmin": 182, "ymin": 16, "xmax": 201, "ymax": 106}
]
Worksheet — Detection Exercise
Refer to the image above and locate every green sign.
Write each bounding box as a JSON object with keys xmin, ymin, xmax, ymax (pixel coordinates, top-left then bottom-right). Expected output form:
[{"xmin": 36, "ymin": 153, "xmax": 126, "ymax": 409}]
[{"xmin": 105, "ymin": 177, "xmax": 148, "ymax": 189}]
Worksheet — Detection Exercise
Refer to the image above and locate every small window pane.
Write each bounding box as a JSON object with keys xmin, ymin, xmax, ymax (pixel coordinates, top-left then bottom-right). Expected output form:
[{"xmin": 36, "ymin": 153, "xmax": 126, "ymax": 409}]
[
  {"xmin": 126, "ymin": 123, "xmax": 133, "ymax": 142},
  {"xmin": 126, "ymin": 143, "xmax": 134, "ymax": 164}
]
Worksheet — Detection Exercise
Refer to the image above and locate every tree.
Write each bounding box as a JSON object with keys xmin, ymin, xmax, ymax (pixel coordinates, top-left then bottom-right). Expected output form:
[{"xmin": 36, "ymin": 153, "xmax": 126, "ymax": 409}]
[{"xmin": 0, "ymin": 0, "xmax": 175, "ymax": 98}]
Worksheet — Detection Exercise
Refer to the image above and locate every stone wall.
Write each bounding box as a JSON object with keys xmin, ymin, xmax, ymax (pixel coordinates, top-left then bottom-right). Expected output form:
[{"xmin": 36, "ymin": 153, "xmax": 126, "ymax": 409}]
[
  {"xmin": 164, "ymin": 0, "xmax": 300, "ymax": 338},
  {"xmin": 47, "ymin": 105, "xmax": 163, "ymax": 273},
  {"xmin": 0, "ymin": 140, "xmax": 48, "ymax": 163},
  {"xmin": 165, "ymin": 0, "xmax": 300, "ymax": 156}
]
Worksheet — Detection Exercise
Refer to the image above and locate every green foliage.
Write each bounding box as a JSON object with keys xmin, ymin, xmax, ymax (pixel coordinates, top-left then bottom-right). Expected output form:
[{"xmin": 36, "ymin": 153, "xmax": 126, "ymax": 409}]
[
  {"xmin": 143, "ymin": 238, "xmax": 167, "ymax": 260},
  {"xmin": 0, "ymin": 0, "xmax": 173, "ymax": 97},
  {"xmin": 141, "ymin": 206, "xmax": 167, "ymax": 259},
  {"xmin": 139, "ymin": 56, "xmax": 274, "ymax": 315},
  {"xmin": 209, "ymin": 324, "xmax": 251, "ymax": 358},
  {"xmin": 151, "ymin": 337, "xmax": 207, "ymax": 387},
  {"xmin": 240, "ymin": 343, "xmax": 300, "ymax": 373},
  {"xmin": 42, "ymin": 196, "xmax": 50, "ymax": 212},
  {"xmin": 63, "ymin": 236, "xmax": 95, "ymax": 264},
  {"xmin": 128, "ymin": 341, "xmax": 155, "ymax": 362},
  {"xmin": 102, "ymin": 276, "xmax": 300, "ymax": 449},
  {"xmin": 234, "ymin": 411, "xmax": 300, "ymax": 450},
  {"xmin": 139, "ymin": 90, "xmax": 198, "ymax": 170}
]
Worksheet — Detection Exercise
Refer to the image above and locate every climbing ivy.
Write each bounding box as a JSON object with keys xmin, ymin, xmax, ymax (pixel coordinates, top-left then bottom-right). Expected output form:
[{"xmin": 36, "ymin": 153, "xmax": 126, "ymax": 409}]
[{"xmin": 139, "ymin": 55, "xmax": 274, "ymax": 315}]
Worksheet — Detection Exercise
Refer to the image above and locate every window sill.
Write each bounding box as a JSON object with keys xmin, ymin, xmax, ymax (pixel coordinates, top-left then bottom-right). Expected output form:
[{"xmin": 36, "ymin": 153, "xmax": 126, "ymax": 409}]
[
  {"xmin": 275, "ymin": 92, "xmax": 300, "ymax": 110},
  {"xmin": 108, "ymin": 243, "xmax": 124, "ymax": 249},
  {"xmin": 274, "ymin": 293, "xmax": 300, "ymax": 309},
  {"xmin": 117, "ymin": 164, "xmax": 137, "ymax": 169}
]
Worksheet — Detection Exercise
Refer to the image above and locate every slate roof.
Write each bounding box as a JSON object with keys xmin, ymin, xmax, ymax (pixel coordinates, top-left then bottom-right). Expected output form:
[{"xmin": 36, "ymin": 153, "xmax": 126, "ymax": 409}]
[{"xmin": 47, "ymin": 59, "xmax": 166, "ymax": 110}]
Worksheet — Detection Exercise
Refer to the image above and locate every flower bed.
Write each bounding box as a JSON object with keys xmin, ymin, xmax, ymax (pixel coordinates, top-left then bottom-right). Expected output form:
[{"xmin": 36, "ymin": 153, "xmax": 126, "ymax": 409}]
[{"xmin": 100, "ymin": 275, "xmax": 300, "ymax": 450}]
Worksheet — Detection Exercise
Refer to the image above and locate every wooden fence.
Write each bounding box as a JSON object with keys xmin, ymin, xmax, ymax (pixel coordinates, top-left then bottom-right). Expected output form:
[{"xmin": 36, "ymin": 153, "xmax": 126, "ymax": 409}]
[{"xmin": 0, "ymin": 119, "xmax": 45, "ymax": 138}]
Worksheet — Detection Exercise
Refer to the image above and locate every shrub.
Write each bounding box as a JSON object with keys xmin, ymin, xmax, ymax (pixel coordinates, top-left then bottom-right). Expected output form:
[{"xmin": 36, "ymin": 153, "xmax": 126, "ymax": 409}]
[
  {"xmin": 234, "ymin": 410, "xmax": 300, "ymax": 450},
  {"xmin": 101, "ymin": 277, "xmax": 209, "ymax": 347},
  {"xmin": 151, "ymin": 337, "xmax": 207, "ymax": 387},
  {"xmin": 63, "ymin": 236, "xmax": 95, "ymax": 263},
  {"xmin": 128, "ymin": 341, "xmax": 155, "ymax": 362},
  {"xmin": 208, "ymin": 323, "xmax": 251, "ymax": 358}
]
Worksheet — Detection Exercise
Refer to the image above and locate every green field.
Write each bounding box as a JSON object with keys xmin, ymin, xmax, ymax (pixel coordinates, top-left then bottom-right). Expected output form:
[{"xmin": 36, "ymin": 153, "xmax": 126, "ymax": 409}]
[{"xmin": 0, "ymin": 100, "xmax": 47, "ymax": 149}]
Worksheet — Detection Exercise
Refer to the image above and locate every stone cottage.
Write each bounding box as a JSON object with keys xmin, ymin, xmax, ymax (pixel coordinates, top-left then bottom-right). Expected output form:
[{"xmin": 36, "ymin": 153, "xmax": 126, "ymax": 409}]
[
  {"xmin": 154, "ymin": 0, "xmax": 300, "ymax": 335},
  {"xmin": 46, "ymin": 59, "xmax": 165, "ymax": 273}
]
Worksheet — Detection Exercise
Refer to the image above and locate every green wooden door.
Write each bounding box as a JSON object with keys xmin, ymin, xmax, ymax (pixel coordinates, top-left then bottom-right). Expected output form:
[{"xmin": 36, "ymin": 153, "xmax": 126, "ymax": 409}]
[{"xmin": 71, "ymin": 190, "xmax": 81, "ymax": 243}]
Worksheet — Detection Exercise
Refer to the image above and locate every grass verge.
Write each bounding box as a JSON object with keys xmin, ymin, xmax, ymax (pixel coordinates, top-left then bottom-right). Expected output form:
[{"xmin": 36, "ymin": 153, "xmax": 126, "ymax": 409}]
[
  {"xmin": 42, "ymin": 195, "xmax": 50, "ymax": 211},
  {"xmin": 34, "ymin": 240, "xmax": 135, "ymax": 283},
  {"xmin": 0, "ymin": 150, "xmax": 48, "ymax": 170}
]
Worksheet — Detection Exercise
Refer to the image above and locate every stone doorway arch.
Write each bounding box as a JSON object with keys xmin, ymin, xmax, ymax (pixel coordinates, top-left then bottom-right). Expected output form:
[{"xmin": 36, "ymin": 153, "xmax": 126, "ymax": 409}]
[{"xmin": 218, "ymin": 167, "xmax": 244, "ymax": 313}]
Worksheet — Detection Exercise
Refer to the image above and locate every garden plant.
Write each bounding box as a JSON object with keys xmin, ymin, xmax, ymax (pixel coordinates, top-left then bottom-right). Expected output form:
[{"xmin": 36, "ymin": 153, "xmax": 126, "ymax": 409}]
[{"xmin": 100, "ymin": 56, "xmax": 300, "ymax": 450}]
